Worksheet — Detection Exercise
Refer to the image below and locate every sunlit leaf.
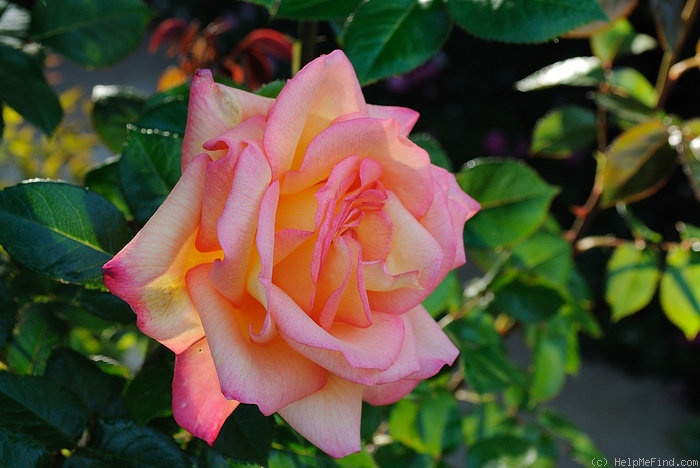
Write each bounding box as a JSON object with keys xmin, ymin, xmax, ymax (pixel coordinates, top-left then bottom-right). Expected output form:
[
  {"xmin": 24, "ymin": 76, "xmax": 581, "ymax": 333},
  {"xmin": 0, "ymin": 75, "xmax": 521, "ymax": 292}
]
[
  {"xmin": 510, "ymin": 218, "xmax": 574, "ymax": 287},
  {"xmin": 91, "ymin": 85, "xmax": 147, "ymax": 153},
  {"xmin": 609, "ymin": 68, "xmax": 657, "ymax": 108},
  {"xmin": 30, "ymin": 0, "xmax": 151, "ymax": 67},
  {"xmin": 458, "ymin": 158, "xmax": 559, "ymax": 248},
  {"xmin": 342, "ymin": 0, "xmax": 450, "ymax": 84},
  {"xmin": 600, "ymin": 119, "xmax": 676, "ymax": 207},
  {"xmin": 660, "ymin": 245, "xmax": 700, "ymax": 339},
  {"xmin": 0, "ymin": 372, "xmax": 88, "ymax": 450},
  {"xmin": 467, "ymin": 435, "xmax": 538, "ymax": 467},
  {"xmin": 565, "ymin": 0, "xmax": 639, "ymax": 38},
  {"xmin": 605, "ymin": 242, "xmax": 661, "ymax": 321},
  {"xmin": 492, "ymin": 273, "xmax": 566, "ymax": 323},
  {"xmin": 530, "ymin": 105, "xmax": 597, "ymax": 158},
  {"xmin": 119, "ymin": 127, "xmax": 182, "ymax": 225},
  {"xmin": 515, "ymin": 57, "xmax": 604, "ymax": 92},
  {"xmin": 448, "ymin": 0, "xmax": 607, "ymax": 43},
  {"xmin": 0, "ymin": 43, "xmax": 62, "ymax": 135},
  {"xmin": 0, "ymin": 181, "xmax": 130, "ymax": 288},
  {"xmin": 590, "ymin": 17, "xmax": 656, "ymax": 65}
]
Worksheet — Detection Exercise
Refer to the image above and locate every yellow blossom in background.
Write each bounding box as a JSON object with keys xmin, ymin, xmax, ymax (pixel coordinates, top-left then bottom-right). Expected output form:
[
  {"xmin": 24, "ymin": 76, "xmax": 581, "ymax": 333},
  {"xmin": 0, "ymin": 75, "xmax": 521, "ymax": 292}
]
[{"xmin": 0, "ymin": 88, "xmax": 100, "ymax": 187}]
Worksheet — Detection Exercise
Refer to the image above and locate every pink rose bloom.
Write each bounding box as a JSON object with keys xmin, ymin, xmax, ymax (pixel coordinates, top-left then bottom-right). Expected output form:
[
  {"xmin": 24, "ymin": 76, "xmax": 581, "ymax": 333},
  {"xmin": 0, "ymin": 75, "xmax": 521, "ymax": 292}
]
[{"xmin": 103, "ymin": 50, "xmax": 479, "ymax": 458}]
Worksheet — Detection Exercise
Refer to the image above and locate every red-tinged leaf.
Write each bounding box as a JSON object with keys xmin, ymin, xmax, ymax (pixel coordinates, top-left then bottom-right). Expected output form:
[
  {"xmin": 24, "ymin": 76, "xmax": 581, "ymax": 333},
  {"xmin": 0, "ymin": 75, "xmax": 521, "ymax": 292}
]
[{"xmin": 599, "ymin": 119, "xmax": 677, "ymax": 207}]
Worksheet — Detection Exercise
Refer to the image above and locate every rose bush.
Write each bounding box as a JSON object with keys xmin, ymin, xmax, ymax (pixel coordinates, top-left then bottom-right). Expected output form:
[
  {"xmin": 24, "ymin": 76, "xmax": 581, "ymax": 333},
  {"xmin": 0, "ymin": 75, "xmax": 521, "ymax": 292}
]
[{"xmin": 102, "ymin": 50, "xmax": 479, "ymax": 457}]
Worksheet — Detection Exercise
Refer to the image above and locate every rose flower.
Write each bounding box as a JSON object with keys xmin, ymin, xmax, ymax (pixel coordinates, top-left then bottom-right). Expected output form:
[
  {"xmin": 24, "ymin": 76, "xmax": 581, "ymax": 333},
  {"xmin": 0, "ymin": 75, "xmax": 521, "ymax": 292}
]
[{"xmin": 103, "ymin": 50, "xmax": 479, "ymax": 458}]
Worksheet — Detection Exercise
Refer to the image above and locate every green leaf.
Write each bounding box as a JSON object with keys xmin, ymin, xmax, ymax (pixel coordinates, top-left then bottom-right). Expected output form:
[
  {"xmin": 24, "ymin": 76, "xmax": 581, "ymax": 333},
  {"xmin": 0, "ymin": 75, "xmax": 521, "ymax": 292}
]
[
  {"xmin": 611, "ymin": 67, "xmax": 657, "ymax": 108},
  {"xmin": 467, "ymin": 434, "xmax": 538, "ymax": 467},
  {"xmin": 449, "ymin": 308, "xmax": 526, "ymax": 394},
  {"xmin": 422, "ymin": 271, "xmax": 461, "ymax": 317},
  {"xmin": 594, "ymin": 92, "xmax": 658, "ymax": 129},
  {"xmin": 272, "ymin": 0, "xmax": 361, "ymax": 19},
  {"xmin": 0, "ymin": 279, "xmax": 15, "ymax": 348},
  {"xmin": 539, "ymin": 409, "xmax": 604, "ymax": 465},
  {"xmin": 530, "ymin": 323, "xmax": 568, "ymax": 402},
  {"xmin": 124, "ymin": 351, "xmax": 173, "ymax": 424},
  {"xmin": 91, "ymin": 85, "xmax": 147, "ymax": 153},
  {"xmin": 458, "ymin": 158, "xmax": 559, "ymax": 248},
  {"xmin": 84, "ymin": 159, "xmax": 132, "ymax": 220},
  {"xmin": 44, "ymin": 348, "xmax": 126, "ymax": 418},
  {"xmin": 0, "ymin": 372, "xmax": 88, "ymax": 450},
  {"xmin": 6, "ymin": 304, "xmax": 65, "ymax": 375},
  {"xmin": 73, "ymin": 288, "xmax": 135, "ymax": 323},
  {"xmin": 410, "ymin": 132, "xmax": 453, "ymax": 171},
  {"xmin": 0, "ymin": 181, "xmax": 130, "ymax": 288},
  {"xmin": 530, "ymin": 105, "xmax": 596, "ymax": 158},
  {"xmin": 213, "ymin": 404, "xmax": 274, "ymax": 466},
  {"xmin": 492, "ymin": 274, "xmax": 566, "ymax": 323},
  {"xmin": 659, "ymin": 246, "xmax": 700, "ymax": 339},
  {"xmin": 650, "ymin": 0, "xmax": 685, "ymax": 52},
  {"xmin": 119, "ymin": 127, "xmax": 182, "ymax": 225},
  {"xmin": 605, "ymin": 242, "xmax": 661, "ymax": 321},
  {"xmin": 67, "ymin": 419, "xmax": 189, "ymax": 467},
  {"xmin": 136, "ymin": 84, "xmax": 189, "ymax": 135},
  {"xmin": 342, "ymin": 0, "xmax": 451, "ymax": 84},
  {"xmin": 600, "ymin": 119, "xmax": 676, "ymax": 207},
  {"xmin": 590, "ymin": 18, "xmax": 633, "ymax": 65},
  {"xmin": 515, "ymin": 56, "xmax": 604, "ymax": 92},
  {"xmin": 29, "ymin": 0, "xmax": 151, "ymax": 67},
  {"xmin": 0, "ymin": 428, "xmax": 51, "ymax": 468},
  {"xmin": 388, "ymin": 391, "xmax": 461, "ymax": 457},
  {"xmin": 510, "ymin": 218, "xmax": 573, "ymax": 287},
  {"xmin": 0, "ymin": 43, "xmax": 62, "ymax": 135},
  {"xmin": 255, "ymin": 80, "xmax": 286, "ymax": 99},
  {"xmin": 448, "ymin": 0, "xmax": 607, "ymax": 43}
]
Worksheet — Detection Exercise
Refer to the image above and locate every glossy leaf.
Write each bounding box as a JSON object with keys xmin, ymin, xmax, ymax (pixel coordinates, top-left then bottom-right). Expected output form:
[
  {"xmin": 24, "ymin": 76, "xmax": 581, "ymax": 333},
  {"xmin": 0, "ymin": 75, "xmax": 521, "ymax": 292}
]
[
  {"xmin": 448, "ymin": 0, "xmax": 607, "ymax": 43},
  {"xmin": 119, "ymin": 127, "xmax": 182, "ymax": 225},
  {"xmin": 467, "ymin": 434, "xmax": 538, "ymax": 467},
  {"xmin": 91, "ymin": 85, "xmax": 147, "ymax": 153},
  {"xmin": 212, "ymin": 404, "xmax": 274, "ymax": 466},
  {"xmin": 594, "ymin": 92, "xmax": 657, "ymax": 129},
  {"xmin": 136, "ymin": 84, "xmax": 189, "ymax": 135},
  {"xmin": 67, "ymin": 419, "xmax": 189, "ymax": 467},
  {"xmin": 609, "ymin": 68, "xmax": 657, "ymax": 109},
  {"xmin": 660, "ymin": 246, "xmax": 700, "ymax": 339},
  {"xmin": 6, "ymin": 304, "xmax": 65, "ymax": 375},
  {"xmin": 510, "ymin": 218, "xmax": 574, "ymax": 287},
  {"xmin": 73, "ymin": 288, "xmax": 135, "ymax": 323},
  {"xmin": 530, "ymin": 105, "xmax": 596, "ymax": 158},
  {"xmin": 271, "ymin": 0, "xmax": 361, "ymax": 19},
  {"xmin": 565, "ymin": 0, "xmax": 640, "ymax": 38},
  {"xmin": 515, "ymin": 56, "xmax": 604, "ymax": 92},
  {"xmin": 388, "ymin": 391, "xmax": 461, "ymax": 457},
  {"xmin": 605, "ymin": 242, "xmax": 661, "ymax": 321},
  {"xmin": 0, "ymin": 181, "xmax": 130, "ymax": 288},
  {"xmin": 600, "ymin": 119, "xmax": 677, "ymax": 207},
  {"xmin": 0, "ymin": 428, "xmax": 51, "ymax": 467},
  {"xmin": 0, "ymin": 372, "xmax": 88, "ymax": 450},
  {"xmin": 342, "ymin": 0, "xmax": 451, "ymax": 84},
  {"xmin": 449, "ymin": 308, "xmax": 527, "ymax": 394},
  {"xmin": 590, "ymin": 18, "xmax": 635, "ymax": 65},
  {"xmin": 84, "ymin": 159, "xmax": 132, "ymax": 220},
  {"xmin": 458, "ymin": 158, "xmax": 559, "ymax": 248},
  {"xmin": 29, "ymin": 0, "xmax": 151, "ymax": 67},
  {"xmin": 0, "ymin": 43, "xmax": 62, "ymax": 136},
  {"xmin": 492, "ymin": 274, "xmax": 566, "ymax": 323},
  {"xmin": 44, "ymin": 348, "xmax": 127, "ymax": 418}
]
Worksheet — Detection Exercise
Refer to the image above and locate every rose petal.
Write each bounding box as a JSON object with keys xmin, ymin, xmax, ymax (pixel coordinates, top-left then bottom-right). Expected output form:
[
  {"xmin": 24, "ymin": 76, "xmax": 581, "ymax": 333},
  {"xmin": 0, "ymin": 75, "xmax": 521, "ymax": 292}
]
[
  {"xmin": 103, "ymin": 154, "xmax": 220, "ymax": 354},
  {"xmin": 281, "ymin": 118, "xmax": 433, "ymax": 218},
  {"xmin": 367, "ymin": 103, "xmax": 419, "ymax": 136},
  {"xmin": 209, "ymin": 143, "xmax": 272, "ymax": 305},
  {"xmin": 187, "ymin": 263, "xmax": 327, "ymax": 415},
  {"xmin": 182, "ymin": 69, "xmax": 273, "ymax": 171},
  {"xmin": 278, "ymin": 375, "xmax": 364, "ymax": 458},
  {"xmin": 403, "ymin": 305, "xmax": 459, "ymax": 379},
  {"xmin": 173, "ymin": 337, "xmax": 239, "ymax": 444},
  {"xmin": 363, "ymin": 379, "xmax": 419, "ymax": 406},
  {"xmin": 264, "ymin": 50, "xmax": 367, "ymax": 179}
]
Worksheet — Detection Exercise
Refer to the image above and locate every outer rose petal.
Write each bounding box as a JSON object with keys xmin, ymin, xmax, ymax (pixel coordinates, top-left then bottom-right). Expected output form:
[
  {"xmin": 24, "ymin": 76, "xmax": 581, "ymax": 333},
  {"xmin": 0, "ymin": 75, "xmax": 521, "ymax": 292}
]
[
  {"xmin": 264, "ymin": 50, "xmax": 367, "ymax": 179},
  {"xmin": 367, "ymin": 103, "xmax": 419, "ymax": 136},
  {"xmin": 102, "ymin": 154, "xmax": 220, "ymax": 354},
  {"xmin": 173, "ymin": 337, "xmax": 239, "ymax": 444},
  {"xmin": 182, "ymin": 69, "xmax": 273, "ymax": 171},
  {"xmin": 187, "ymin": 264, "xmax": 327, "ymax": 415},
  {"xmin": 278, "ymin": 375, "xmax": 364, "ymax": 458}
]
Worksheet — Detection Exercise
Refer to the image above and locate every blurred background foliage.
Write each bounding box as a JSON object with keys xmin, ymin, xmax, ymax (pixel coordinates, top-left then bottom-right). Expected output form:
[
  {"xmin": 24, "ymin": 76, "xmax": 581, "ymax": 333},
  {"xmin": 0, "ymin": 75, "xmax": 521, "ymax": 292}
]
[{"xmin": 0, "ymin": 0, "xmax": 699, "ymax": 466}]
